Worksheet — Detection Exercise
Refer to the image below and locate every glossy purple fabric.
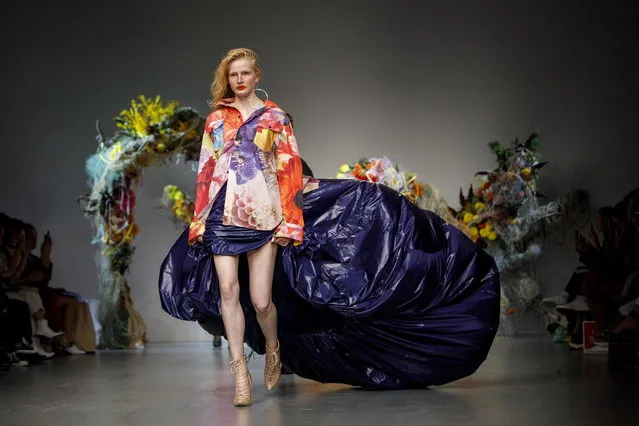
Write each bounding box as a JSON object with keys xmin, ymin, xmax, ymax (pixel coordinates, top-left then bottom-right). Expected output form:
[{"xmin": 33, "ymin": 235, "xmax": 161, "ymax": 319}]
[{"xmin": 159, "ymin": 179, "xmax": 500, "ymax": 389}]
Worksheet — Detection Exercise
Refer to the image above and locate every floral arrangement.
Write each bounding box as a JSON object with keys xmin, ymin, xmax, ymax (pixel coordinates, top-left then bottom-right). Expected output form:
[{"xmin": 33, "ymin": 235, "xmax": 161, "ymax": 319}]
[
  {"xmin": 454, "ymin": 134, "xmax": 590, "ymax": 331},
  {"xmin": 336, "ymin": 157, "xmax": 456, "ymax": 223},
  {"xmin": 337, "ymin": 157, "xmax": 424, "ymax": 203},
  {"xmin": 454, "ymin": 133, "xmax": 547, "ymax": 248},
  {"xmin": 457, "ymin": 189, "xmax": 497, "ymax": 245},
  {"xmin": 160, "ymin": 185, "xmax": 194, "ymax": 227},
  {"xmin": 79, "ymin": 95, "xmax": 204, "ymax": 348}
]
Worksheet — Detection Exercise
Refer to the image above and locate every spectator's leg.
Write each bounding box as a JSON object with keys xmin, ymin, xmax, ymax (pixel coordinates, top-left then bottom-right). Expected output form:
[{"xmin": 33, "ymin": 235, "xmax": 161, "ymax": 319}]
[
  {"xmin": 19, "ymin": 289, "xmax": 63, "ymax": 339},
  {"xmin": 565, "ymin": 268, "xmax": 588, "ymax": 300},
  {"xmin": 76, "ymin": 301, "xmax": 96, "ymax": 352},
  {"xmin": 40, "ymin": 287, "xmax": 65, "ymax": 332},
  {"xmin": 7, "ymin": 299, "xmax": 33, "ymax": 347},
  {"xmin": 62, "ymin": 297, "xmax": 80, "ymax": 343}
]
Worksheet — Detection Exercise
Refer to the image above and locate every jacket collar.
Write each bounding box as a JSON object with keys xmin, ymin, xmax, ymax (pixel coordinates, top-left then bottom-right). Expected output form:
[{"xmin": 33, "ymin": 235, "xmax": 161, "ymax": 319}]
[{"xmin": 218, "ymin": 97, "xmax": 279, "ymax": 109}]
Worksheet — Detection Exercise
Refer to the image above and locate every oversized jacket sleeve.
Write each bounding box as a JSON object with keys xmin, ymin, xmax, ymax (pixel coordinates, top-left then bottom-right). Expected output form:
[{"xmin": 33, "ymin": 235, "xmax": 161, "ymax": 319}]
[
  {"xmin": 273, "ymin": 117, "xmax": 305, "ymax": 245},
  {"xmin": 188, "ymin": 113, "xmax": 217, "ymax": 244}
]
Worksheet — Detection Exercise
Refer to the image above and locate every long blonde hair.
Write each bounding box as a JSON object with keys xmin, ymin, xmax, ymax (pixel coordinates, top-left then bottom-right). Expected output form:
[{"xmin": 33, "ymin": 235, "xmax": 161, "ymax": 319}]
[{"xmin": 208, "ymin": 48, "xmax": 263, "ymax": 109}]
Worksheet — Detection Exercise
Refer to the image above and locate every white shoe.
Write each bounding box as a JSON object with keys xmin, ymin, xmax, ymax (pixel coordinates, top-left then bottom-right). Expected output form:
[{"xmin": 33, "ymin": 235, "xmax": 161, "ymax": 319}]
[
  {"xmin": 542, "ymin": 291, "xmax": 570, "ymax": 305},
  {"xmin": 8, "ymin": 353, "xmax": 29, "ymax": 367},
  {"xmin": 65, "ymin": 345, "xmax": 86, "ymax": 355},
  {"xmin": 34, "ymin": 320, "xmax": 64, "ymax": 339},
  {"xmin": 585, "ymin": 345, "xmax": 609, "ymax": 354},
  {"xmin": 32, "ymin": 338, "xmax": 55, "ymax": 358},
  {"xmin": 546, "ymin": 311, "xmax": 570, "ymax": 329},
  {"xmin": 557, "ymin": 295, "xmax": 590, "ymax": 312},
  {"xmin": 15, "ymin": 346, "xmax": 37, "ymax": 354}
]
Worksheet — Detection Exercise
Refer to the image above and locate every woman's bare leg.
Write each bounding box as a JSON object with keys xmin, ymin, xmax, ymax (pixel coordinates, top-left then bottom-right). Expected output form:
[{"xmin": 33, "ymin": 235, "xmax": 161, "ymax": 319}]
[
  {"xmin": 214, "ymin": 254, "xmax": 253, "ymax": 406},
  {"xmin": 247, "ymin": 241, "xmax": 281, "ymax": 390},
  {"xmin": 247, "ymin": 242, "xmax": 279, "ymax": 348},
  {"xmin": 213, "ymin": 254, "xmax": 244, "ymax": 360}
]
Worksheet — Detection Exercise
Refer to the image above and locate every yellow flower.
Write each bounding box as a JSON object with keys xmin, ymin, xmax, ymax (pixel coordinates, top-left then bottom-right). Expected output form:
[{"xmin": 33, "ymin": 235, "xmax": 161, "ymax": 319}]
[
  {"xmin": 483, "ymin": 222, "xmax": 492, "ymax": 232},
  {"xmin": 175, "ymin": 121, "xmax": 188, "ymax": 132},
  {"xmin": 463, "ymin": 212, "xmax": 474, "ymax": 223},
  {"xmin": 472, "ymin": 215, "xmax": 479, "ymax": 221},
  {"xmin": 156, "ymin": 143, "xmax": 166, "ymax": 151},
  {"xmin": 109, "ymin": 142, "xmax": 123, "ymax": 160},
  {"xmin": 479, "ymin": 227, "xmax": 490, "ymax": 238},
  {"xmin": 164, "ymin": 185, "xmax": 177, "ymax": 196},
  {"xmin": 116, "ymin": 95, "xmax": 178, "ymax": 137},
  {"xmin": 520, "ymin": 167, "xmax": 532, "ymax": 180},
  {"xmin": 469, "ymin": 226, "xmax": 479, "ymax": 237},
  {"xmin": 488, "ymin": 232, "xmax": 497, "ymax": 241},
  {"xmin": 339, "ymin": 164, "xmax": 351, "ymax": 173},
  {"xmin": 336, "ymin": 173, "xmax": 345, "ymax": 179},
  {"xmin": 174, "ymin": 192, "xmax": 184, "ymax": 201},
  {"xmin": 474, "ymin": 202, "xmax": 485, "ymax": 212}
]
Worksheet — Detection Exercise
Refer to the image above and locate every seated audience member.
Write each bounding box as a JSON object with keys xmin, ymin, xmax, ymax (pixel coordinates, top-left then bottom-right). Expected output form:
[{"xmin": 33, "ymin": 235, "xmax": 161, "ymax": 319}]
[
  {"xmin": 1, "ymin": 216, "xmax": 39, "ymax": 365},
  {"xmin": 17, "ymin": 223, "xmax": 94, "ymax": 354},
  {"xmin": 551, "ymin": 207, "xmax": 623, "ymax": 313},
  {"xmin": 612, "ymin": 190, "xmax": 639, "ymax": 335},
  {"xmin": 577, "ymin": 206, "xmax": 628, "ymax": 316},
  {"xmin": 1, "ymin": 220, "xmax": 61, "ymax": 358},
  {"xmin": 545, "ymin": 196, "xmax": 638, "ymax": 348},
  {"xmin": 578, "ymin": 191, "xmax": 639, "ymax": 340}
]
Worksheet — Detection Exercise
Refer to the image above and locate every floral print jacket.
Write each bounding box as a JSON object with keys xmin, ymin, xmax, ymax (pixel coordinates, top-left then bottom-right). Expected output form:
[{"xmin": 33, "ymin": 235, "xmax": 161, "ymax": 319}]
[{"xmin": 188, "ymin": 99, "xmax": 304, "ymax": 246}]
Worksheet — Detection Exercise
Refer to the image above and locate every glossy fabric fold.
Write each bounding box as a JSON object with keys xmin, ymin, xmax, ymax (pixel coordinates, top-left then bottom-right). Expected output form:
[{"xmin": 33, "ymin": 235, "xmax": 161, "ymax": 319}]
[{"xmin": 159, "ymin": 179, "xmax": 500, "ymax": 389}]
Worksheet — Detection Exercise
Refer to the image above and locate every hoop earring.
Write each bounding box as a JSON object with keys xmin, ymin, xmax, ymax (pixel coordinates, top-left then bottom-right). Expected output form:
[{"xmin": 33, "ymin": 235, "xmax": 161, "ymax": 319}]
[{"xmin": 255, "ymin": 86, "xmax": 269, "ymax": 103}]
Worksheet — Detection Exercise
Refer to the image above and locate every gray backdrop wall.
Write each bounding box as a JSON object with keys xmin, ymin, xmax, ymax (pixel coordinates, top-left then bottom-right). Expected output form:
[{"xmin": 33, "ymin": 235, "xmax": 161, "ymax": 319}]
[{"xmin": 2, "ymin": 1, "xmax": 637, "ymax": 341}]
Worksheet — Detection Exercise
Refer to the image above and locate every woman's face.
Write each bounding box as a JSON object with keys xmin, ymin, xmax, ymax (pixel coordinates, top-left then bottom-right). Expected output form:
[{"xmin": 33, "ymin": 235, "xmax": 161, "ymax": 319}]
[{"xmin": 227, "ymin": 58, "xmax": 259, "ymax": 99}]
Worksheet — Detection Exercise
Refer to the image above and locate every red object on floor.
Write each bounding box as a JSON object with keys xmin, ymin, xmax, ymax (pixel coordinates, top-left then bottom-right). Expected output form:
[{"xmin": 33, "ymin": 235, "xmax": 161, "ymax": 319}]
[{"xmin": 583, "ymin": 321, "xmax": 597, "ymax": 350}]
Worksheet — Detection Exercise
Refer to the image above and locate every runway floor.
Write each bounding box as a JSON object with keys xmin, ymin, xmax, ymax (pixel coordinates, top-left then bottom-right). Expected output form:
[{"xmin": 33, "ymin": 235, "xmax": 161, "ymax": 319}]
[{"xmin": 0, "ymin": 336, "xmax": 635, "ymax": 426}]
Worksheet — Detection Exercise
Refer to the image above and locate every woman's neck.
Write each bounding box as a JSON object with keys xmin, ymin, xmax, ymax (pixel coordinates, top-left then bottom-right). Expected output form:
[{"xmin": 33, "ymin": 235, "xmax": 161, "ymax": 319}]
[{"xmin": 232, "ymin": 93, "xmax": 264, "ymax": 111}]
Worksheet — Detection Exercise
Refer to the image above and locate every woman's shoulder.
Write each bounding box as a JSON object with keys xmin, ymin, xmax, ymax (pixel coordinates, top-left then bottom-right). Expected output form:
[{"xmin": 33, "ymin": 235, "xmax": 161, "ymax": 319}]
[
  {"xmin": 261, "ymin": 103, "xmax": 290, "ymax": 125},
  {"xmin": 201, "ymin": 110, "xmax": 226, "ymax": 133},
  {"xmin": 205, "ymin": 109, "xmax": 225, "ymax": 124}
]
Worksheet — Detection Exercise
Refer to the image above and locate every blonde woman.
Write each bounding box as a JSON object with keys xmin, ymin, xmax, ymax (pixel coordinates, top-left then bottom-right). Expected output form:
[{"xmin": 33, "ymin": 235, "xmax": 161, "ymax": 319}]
[{"xmin": 185, "ymin": 48, "xmax": 303, "ymax": 406}]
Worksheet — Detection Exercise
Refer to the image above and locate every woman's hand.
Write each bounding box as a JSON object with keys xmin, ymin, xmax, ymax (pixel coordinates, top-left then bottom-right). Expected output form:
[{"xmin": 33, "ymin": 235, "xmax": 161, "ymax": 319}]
[
  {"xmin": 41, "ymin": 233, "xmax": 52, "ymax": 258},
  {"xmin": 16, "ymin": 233, "xmax": 29, "ymax": 254},
  {"xmin": 588, "ymin": 223, "xmax": 601, "ymax": 250},
  {"xmin": 272, "ymin": 236, "xmax": 290, "ymax": 246},
  {"xmin": 574, "ymin": 231, "xmax": 590, "ymax": 254}
]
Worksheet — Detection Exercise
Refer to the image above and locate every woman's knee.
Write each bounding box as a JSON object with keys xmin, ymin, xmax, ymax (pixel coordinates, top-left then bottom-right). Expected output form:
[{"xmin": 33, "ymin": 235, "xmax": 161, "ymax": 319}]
[
  {"xmin": 251, "ymin": 295, "xmax": 272, "ymax": 315},
  {"xmin": 219, "ymin": 280, "xmax": 240, "ymax": 302}
]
